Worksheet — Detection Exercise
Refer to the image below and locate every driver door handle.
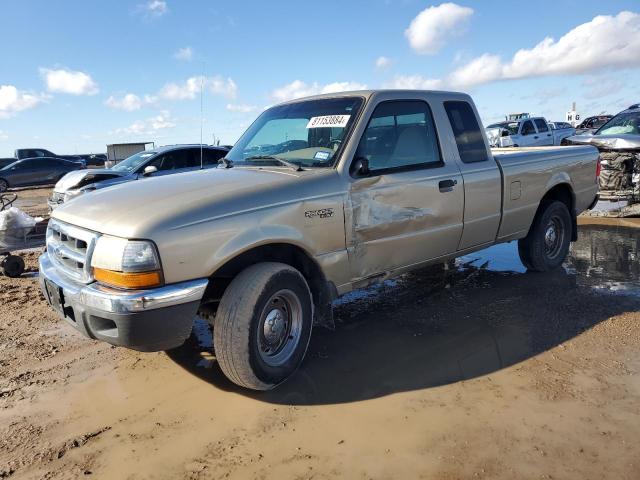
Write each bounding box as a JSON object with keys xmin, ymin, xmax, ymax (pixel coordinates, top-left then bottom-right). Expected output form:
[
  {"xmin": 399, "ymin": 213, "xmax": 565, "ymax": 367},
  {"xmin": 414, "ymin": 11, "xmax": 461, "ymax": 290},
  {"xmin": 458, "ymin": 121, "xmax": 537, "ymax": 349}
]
[{"xmin": 439, "ymin": 179, "xmax": 457, "ymax": 192}]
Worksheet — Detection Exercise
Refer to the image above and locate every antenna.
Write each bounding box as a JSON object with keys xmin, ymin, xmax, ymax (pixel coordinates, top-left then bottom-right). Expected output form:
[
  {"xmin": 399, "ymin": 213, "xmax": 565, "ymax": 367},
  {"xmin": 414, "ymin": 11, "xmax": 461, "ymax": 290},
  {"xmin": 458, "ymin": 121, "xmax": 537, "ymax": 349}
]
[{"xmin": 200, "ymin": 63, "xmax": 204, "ymax": 169}]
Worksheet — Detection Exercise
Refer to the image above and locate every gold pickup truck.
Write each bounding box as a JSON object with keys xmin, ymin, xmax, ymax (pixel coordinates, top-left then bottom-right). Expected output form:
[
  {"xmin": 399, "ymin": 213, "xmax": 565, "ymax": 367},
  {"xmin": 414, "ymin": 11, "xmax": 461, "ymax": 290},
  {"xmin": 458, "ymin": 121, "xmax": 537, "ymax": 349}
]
[{"xmin": 39, "ymin": 90, "xmax": 599, "ymax": 390}]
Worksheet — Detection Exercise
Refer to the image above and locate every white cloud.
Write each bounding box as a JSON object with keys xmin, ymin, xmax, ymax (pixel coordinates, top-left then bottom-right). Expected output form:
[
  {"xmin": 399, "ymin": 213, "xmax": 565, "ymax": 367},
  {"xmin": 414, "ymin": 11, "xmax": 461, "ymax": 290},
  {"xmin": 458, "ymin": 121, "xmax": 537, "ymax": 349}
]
[
  {"xmin": 105, "ymin": 93, "xmax": 144, "ymax": 111},
  {"xmin": 385, "ymin": 75, "xmax": 444, "ymax": 90},
  {"xmin": 226, "ymin": 103, "xmax": 257, "ymax": 113},
  {"xmin": 375, "ymin": 56, "xmax": 392, "ymax": 70},
  {"xmin": 581, "ymin": 76, "xmax": 624, "ymax": 100},
  {"xmin": 141, "ymin": 0, "xmax": 167, "ymax": 17},
  {"xmin": 159, "ymin": 75, "xmax": 237, "ymax": 100},
  {"xmin": 0, "ymin": 85, "xmax": 47, "ymax": 119},
  {"xmin": 448, "ymin": 11, "xmax": 640, "ymax": 88},
  {"xmin": 40, "ymin": 68, "xmax": 99, "ymax": 95},
  {"xmin": 0, "ymin": 130, "xmax": 7, "ymax": 141},
  {"xmin": 271, "ymin": 80, "xmax": 367, "ymax": 102},
  {"xmin": 174, "ymin": 46, "xmax": 193, "ymax": 61},
  {"xmin": 405, "ymin": 3, "xmax": 474, "ymax": 55},
  {"xmin": 114, "ymin": 110, "xmax": 175, "ymax": 136}
]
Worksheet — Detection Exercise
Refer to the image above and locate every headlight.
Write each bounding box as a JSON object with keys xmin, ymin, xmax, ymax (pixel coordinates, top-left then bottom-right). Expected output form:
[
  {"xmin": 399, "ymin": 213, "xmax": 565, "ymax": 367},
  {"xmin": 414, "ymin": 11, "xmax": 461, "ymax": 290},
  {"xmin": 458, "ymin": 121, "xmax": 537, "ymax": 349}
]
[
  {"xmin": 91, "ymin": 236, "xmax": 163, "ymax": 289},
  {"xmin": 63, "ymin": 187, "xmax": 95, "ymax": 203}
]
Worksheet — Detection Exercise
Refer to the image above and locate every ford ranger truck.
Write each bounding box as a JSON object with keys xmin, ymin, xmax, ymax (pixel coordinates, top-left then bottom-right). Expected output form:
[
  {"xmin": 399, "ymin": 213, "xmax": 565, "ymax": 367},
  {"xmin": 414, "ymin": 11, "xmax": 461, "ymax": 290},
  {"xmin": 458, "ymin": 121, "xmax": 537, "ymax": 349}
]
[{"xmin": 39, "ymin": 90, "xmax": 600, "ymax": 390}]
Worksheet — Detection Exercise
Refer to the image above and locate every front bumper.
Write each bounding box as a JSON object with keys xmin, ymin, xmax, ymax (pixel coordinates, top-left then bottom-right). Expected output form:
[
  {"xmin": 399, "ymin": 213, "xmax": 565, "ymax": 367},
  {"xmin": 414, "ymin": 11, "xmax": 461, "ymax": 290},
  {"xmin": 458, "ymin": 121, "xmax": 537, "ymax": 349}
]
[{"xmin": 39, "ymin": 253, "xmax": 208, "ymax": 351}]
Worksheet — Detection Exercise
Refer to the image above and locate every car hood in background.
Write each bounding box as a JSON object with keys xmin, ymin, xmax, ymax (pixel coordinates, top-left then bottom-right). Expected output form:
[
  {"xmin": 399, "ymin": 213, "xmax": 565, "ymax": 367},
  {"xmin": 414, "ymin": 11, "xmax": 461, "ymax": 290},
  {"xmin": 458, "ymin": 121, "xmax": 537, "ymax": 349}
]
[
  {"xmin": 54, "ymin": 169, "xmax": 129, "ymax": 192},
  {"xmin": 565, "ymin": 134, "xmax": 640, "ymax": 151}
]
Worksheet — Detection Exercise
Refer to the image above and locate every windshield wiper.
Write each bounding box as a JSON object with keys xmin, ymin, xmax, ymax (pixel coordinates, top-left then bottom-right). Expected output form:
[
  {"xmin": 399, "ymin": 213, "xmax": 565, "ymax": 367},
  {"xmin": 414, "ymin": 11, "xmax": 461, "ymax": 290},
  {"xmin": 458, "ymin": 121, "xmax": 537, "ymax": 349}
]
[
  {"xmin": 244, "ymin": 155, "xmax": 304, "ymax": 171},
  {"xmin": 218, "ymin": 157, "xmax": 234, "ymax": 168}
]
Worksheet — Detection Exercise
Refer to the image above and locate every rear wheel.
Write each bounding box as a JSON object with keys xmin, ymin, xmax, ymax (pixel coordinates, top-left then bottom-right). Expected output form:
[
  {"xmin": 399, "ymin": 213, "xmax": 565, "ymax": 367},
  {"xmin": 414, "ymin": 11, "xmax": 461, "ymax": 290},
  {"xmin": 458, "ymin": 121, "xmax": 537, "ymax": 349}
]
[
  {"xmin": 0, "ymin": 179, "xmax": 8, "ymax": 192},
  {"xmin": 212, "ymin": 262, "xmax": 313, "ymax": 390},
  {"xmin": 518, "ymin": 200, "xmax": 572, "ymax": 272}
]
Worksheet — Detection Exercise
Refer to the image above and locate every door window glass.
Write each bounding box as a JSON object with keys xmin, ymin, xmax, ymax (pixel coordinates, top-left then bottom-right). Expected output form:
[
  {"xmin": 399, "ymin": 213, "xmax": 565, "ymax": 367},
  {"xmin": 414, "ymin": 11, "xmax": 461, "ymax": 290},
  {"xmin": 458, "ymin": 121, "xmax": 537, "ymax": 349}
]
[
  {"xmin": 521, "ymin": 121, "xmax": 536, "ymax": 135},
  {"xmin": 534, "ymin": 119, "xmax": 548, "ymax": 132},
  {"xmin": 355, "ymin": 100, "xmax": 442, "ymax": 173},
  {"xmin": 443, "ymin": 101, "xmax": 488, "ymax": 163}
]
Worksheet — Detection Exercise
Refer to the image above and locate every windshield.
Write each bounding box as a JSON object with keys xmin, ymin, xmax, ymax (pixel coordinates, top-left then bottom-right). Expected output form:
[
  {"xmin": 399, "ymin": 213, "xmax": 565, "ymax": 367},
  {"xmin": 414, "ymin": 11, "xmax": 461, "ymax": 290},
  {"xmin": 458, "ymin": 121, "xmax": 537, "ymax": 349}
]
[
  {"xmin": 596, "ymin": 112, "xmax": 640, "ymax": 136},
  {"xmin": 111, "ymin": 151, "xmax": 156, "ymax": 172},
  {"xmin": 225, "ymin": 97, "xmax": 364, "ymax": 168},
  {"xmin": 487, "ymin": 122, "xmax": 519, "ymax": 135}
]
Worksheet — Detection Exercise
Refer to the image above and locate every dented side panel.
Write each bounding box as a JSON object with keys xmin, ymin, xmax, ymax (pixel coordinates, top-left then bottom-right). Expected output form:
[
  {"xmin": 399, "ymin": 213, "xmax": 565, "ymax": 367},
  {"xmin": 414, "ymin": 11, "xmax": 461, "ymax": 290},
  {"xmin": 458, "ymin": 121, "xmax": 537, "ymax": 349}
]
[{"xmin": 346, "ymin": 167, "xmax": 464, "ymax": 281}]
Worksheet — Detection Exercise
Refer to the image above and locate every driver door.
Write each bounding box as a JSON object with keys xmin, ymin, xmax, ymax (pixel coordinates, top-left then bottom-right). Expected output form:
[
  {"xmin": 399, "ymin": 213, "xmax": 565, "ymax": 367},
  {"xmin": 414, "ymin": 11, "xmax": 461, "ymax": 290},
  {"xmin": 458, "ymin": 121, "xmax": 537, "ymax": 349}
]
[
  {"xmin": 519, "ymin": 120, "xmax": 538, "ymax": 146},
  {"xmin": 347, "ymin": 100, "xmax": 464, "ymax": 282}
]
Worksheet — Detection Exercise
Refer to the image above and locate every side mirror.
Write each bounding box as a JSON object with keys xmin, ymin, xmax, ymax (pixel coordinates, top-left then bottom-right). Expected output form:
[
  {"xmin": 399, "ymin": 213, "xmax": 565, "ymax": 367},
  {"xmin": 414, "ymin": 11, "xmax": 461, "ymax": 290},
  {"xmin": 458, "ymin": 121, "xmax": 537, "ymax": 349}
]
[
  {"xmin": 142, "ymin": 165, "xmax": 158, "ymax": 176},
  {"xmin": 350, "ymin": 157, "xmax": 370, "ymax": 177},
  {"xmin": 501, "ymin": 130, "xmax": 509, "ymax": 137}
]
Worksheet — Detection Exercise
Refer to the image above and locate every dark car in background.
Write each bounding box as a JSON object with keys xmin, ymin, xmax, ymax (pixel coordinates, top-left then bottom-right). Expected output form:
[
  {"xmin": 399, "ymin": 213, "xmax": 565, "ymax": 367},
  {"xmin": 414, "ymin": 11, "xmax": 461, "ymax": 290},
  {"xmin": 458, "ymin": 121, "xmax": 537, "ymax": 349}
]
[
  {"xmin": 575, "ymin": 115, "xmax": 613, "ymax": 135},
  {"xmin": 0, "ymin": 158, "xmax": 16, "ymax": 169},
  {"xmin": 0, "ymin": 157, "xmax": 85, "ymax": 192},
  {"xmin": 49, "ymin": 144, "xmax": 229, "ymax": 208}
]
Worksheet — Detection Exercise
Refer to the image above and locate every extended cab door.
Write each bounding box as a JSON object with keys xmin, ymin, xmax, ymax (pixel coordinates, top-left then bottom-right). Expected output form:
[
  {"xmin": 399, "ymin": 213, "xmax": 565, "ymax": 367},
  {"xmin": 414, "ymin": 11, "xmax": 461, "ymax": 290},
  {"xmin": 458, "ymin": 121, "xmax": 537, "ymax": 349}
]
[
  {"xmin": 347, "ymin": 99, "xmax": 464, "ymax": 281},
  {"xmin": 443, "ymin": 100, "xmax": 502, "ymax": 249}
]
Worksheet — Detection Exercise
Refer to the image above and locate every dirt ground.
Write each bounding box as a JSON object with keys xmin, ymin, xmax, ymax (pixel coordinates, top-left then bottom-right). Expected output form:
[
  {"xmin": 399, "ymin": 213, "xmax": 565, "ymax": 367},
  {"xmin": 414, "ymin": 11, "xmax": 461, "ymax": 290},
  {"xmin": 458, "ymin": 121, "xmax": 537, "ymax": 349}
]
[{"xmin": 1, "ymin": 190, "xmax": 639, "ymax": 479}]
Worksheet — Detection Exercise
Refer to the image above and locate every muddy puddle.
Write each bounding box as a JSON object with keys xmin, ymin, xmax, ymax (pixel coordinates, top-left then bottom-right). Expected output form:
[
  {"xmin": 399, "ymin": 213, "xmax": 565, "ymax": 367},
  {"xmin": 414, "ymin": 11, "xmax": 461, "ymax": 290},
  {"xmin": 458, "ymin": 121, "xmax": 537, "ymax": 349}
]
[
  {"xmin": 172, "ymin": 222, "xmax": 640, "ymax": 405},
  {"xmin": 3, "ymin": 222, "xmax": 640, "ymax": 479}
]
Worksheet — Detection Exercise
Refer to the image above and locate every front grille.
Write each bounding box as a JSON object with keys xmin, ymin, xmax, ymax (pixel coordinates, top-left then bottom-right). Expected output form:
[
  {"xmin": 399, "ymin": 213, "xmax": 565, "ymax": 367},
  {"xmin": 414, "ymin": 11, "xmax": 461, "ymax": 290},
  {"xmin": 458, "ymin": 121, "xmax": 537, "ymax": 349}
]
[{"xmin": 46, "ymin": 219, "xmax": 99, "ymax": 283}]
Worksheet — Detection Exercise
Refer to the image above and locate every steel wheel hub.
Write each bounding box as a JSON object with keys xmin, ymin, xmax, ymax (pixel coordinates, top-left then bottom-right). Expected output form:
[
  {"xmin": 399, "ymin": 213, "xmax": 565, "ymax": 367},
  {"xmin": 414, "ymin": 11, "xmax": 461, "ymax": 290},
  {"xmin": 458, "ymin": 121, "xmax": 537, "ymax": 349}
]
[
  {"xmin": 257, "ymin": 289, "xmax": 303, "ymax": 367},
  {"xmin": 544, "ymin": 216, "xmax": 564, "ymax": 259}
]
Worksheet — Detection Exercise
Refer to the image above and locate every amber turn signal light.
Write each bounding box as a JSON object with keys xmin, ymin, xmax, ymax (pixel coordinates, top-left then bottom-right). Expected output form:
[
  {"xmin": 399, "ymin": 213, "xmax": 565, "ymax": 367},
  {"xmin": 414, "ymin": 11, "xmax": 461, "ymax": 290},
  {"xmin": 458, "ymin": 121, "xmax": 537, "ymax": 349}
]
[{"xmin": 93, "ymin": 268, "xmax": 162, "ymax": 289}]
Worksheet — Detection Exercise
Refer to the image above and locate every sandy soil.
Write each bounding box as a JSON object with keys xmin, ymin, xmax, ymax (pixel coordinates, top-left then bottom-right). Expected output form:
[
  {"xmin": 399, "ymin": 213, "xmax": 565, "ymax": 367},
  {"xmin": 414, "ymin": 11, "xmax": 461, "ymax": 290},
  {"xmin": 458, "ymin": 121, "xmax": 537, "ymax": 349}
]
[{"xmin": 0, "ymin": 208, "xmax": 639, "ymax": 479}]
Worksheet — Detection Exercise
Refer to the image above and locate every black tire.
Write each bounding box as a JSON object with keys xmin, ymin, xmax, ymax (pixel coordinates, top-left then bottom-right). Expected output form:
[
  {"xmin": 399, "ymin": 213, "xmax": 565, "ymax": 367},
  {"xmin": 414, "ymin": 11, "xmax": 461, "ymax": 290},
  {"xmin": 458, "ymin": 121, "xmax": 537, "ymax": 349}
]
[
  {"xmin": 0, "ymin": 179, "xmax": 8, "ymax": 192},
  {"xmin": 1, "ymin": 255, "xmax": 25, "ymax": 278},
  {"xmin": 213, "ymin": 262, "xmax": 313, "ymax": 390},
  {"xmin": 518, "ymin": 200, "xmax": 572, "ymax": 272}
]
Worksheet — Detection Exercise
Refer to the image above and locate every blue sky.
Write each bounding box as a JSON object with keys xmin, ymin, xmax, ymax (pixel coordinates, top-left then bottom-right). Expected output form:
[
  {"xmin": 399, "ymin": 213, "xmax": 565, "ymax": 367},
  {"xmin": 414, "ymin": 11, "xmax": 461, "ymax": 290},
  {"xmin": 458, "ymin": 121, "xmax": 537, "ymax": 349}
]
[{"xmin": 1, "ymin": 0, "xmax": 639, "ymax": 156}]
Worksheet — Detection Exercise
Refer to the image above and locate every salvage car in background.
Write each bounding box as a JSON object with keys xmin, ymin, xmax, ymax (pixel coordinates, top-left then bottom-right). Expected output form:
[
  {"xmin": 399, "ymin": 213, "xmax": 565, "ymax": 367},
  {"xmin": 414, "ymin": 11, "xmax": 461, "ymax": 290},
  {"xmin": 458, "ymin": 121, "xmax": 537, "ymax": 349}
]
[
  {"xmin": 49, "ymin": 144, "xmax": 229, "ymax": 208},
  {"xmin": 575, "ymin": 115, "xmax": 613, "ymax": 135},
  {"xmin": 40, "ymin": 89, "xmax": 599, "ymax": 390},
  {"xmin": 565, "ymin": 104, "xmax": 640, "ymax": 216},
  {"xmin": 0, "ymin": 157, "xmax": 84, "ymax": 192},
  {"xmin": 486, "ymin": 117, "xmax": 574, "ymax": 147}
]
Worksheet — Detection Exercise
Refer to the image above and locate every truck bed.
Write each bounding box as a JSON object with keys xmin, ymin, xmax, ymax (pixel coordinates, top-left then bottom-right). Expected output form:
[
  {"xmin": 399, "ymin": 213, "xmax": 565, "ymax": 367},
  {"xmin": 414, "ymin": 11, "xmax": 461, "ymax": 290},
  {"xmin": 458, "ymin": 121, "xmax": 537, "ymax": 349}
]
[{"xmin": 491, "ymin": 145, "xmax": 599, "ymax": 241}]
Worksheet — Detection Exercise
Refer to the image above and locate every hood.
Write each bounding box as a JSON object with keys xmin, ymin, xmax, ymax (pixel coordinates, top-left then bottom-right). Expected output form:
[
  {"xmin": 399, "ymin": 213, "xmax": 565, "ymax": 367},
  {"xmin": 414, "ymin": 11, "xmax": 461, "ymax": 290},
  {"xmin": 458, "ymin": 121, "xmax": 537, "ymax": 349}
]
[
  {"xmin": 52, "ymin": 167, "xmax": 340, "ymax": 238},
  {"xmin": 565, "ymin": 134, "xmax": 640, "ymax": 151},
  {"xmin": 54, "ymin": 168, "xmax": 128, "ymax": 192}
]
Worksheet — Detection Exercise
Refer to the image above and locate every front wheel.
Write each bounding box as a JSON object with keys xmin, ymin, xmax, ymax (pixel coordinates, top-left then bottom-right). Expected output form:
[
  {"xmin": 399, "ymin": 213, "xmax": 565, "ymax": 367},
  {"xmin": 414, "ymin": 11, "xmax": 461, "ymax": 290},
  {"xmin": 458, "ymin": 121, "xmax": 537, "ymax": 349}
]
[
  {"xmin": 0, "ymin": 179, "xmax": 8, "ymax": 192},
  {"xmin": 213, "ymin": 262, "xmax": 313, "ymax": 390},
  {"xmin": 518, "ymin": 200, "xmax": 572, "ymax": 272}
]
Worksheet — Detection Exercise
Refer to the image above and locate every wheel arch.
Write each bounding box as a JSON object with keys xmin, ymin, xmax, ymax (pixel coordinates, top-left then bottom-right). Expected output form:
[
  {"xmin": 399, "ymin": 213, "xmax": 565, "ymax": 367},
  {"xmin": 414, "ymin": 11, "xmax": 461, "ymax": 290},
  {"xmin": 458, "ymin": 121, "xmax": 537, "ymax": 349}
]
[
  {"xmin": 200, "ymin": 242, "xmax": 337, "ymax": 329},
  {"xmin": 537, "ymin": 182, "xmax": 577, "ymax": 241}
]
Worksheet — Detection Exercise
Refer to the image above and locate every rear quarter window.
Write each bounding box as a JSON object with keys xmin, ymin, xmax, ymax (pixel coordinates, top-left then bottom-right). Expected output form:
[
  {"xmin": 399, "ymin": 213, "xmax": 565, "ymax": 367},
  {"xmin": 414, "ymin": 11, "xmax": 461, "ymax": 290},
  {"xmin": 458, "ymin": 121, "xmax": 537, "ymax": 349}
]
[{"xmin": 443, "ymin": 101, "xmax": 488, "ymax": 164}]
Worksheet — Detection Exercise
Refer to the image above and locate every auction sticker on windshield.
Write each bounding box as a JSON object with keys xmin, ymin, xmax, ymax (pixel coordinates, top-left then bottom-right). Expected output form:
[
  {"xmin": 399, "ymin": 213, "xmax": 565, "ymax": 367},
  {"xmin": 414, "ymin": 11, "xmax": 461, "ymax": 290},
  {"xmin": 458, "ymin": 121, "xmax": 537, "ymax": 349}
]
[{"xmin": 306, "ymin": 115, "xmax": 351, "ymax": 129}]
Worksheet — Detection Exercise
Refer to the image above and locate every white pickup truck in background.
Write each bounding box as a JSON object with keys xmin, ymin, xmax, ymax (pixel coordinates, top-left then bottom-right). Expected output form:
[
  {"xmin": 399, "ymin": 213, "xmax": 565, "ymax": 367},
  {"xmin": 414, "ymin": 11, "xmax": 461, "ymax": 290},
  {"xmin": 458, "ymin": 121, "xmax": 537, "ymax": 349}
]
[{"xmin": 486, "ymin": 117, "xmax": 575, "ymax": 148}]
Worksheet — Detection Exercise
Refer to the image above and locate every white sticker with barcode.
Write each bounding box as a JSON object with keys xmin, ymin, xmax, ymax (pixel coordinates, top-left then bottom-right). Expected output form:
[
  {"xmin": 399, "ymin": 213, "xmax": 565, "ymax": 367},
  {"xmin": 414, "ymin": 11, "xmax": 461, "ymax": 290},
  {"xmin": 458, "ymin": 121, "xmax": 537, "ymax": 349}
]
[{"xmin": 306, "ymin": 115, "xmax": 351, "ymax": 129}]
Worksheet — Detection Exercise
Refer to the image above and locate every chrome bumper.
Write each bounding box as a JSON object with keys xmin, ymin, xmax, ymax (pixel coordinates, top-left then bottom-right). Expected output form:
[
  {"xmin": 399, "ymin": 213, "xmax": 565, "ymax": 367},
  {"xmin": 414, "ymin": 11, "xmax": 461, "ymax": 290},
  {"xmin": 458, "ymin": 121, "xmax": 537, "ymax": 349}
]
[{"xmin": 39, "ymin": 252, "xmax": 208, "ymax": 314}]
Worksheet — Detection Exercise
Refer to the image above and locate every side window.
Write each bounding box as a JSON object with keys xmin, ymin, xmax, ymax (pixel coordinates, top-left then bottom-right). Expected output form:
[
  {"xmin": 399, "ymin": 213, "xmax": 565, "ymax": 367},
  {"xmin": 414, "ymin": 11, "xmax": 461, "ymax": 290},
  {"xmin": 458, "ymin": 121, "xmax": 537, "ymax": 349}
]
[
  {"xmin": 534, "ymin": 119, "xmax": 548, "ymax": 132},
  {"xmin": 443, "ymin": 100, "xmax": 488, "ymax": 163},
  {"xmin": 355, "ymin": 100, "xmax": 441, "ymax": 173},
  {"xmin": 521, "ymin": 120, "xmax": 536, "ymax": 135},
  {"xmin": 203, "ymin": 149, "xmax": 227, "ymax": 165},
  {"xmin": 148, "ymin": 150, "xmax": 195, "ymax": 171}
]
